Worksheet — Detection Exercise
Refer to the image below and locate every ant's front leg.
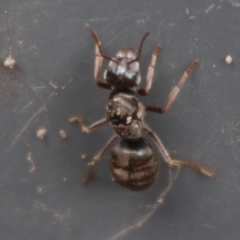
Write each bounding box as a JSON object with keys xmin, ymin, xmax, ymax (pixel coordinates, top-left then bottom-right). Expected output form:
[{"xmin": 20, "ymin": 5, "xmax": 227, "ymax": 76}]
[
  {"xmin": 145, "ymin": 60, "xmax": 198, "ymax": 114},
  {"xmin": 86, "ymin": 24, "xmax": 112, "ymax": 90},
  {"xmin": 138, "ymin": 45, "xmax": 161, "ymax": 96},
  {"xmin": 69, "ymin": 117, "xmax": 108, "ymax": 133}
]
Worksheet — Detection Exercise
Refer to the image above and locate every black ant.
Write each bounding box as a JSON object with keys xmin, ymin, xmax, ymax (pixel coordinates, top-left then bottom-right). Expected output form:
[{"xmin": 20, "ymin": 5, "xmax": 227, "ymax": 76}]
[{"xmin": 69, "ymin": 25, "xmax": 214, "ymax": 191}]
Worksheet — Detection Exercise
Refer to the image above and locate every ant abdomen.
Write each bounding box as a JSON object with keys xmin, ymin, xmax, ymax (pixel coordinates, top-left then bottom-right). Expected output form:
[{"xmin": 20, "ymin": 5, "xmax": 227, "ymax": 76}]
[{"xmin": 110, "ymin": 138, "xmax": 158, "ymax": 191}]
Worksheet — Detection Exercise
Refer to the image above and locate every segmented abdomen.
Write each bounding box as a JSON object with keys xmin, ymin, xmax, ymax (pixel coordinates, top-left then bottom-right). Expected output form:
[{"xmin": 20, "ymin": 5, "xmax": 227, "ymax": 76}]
[{"xmin": 110, "ymin": 138, "xmax": 158, "ymax": 191}]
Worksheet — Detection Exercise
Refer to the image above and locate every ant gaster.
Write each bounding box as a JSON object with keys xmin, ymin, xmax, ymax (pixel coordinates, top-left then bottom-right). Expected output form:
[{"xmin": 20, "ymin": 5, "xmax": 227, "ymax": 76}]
[{"xmin": 69, "ymin": 25, "xmax": 214, "ymax": 191}]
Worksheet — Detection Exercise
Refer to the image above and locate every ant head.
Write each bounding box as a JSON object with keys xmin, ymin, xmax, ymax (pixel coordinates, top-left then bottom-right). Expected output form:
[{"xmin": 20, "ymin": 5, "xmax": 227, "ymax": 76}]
[
  {"xmin": 86, "ymin": 24, "xmax": 149, "ymax": 89},
  {"xmin": 104, "ymin": 32, "xmax": 150, "ymax": 89},
  {"xmin": 104, "ymin": 48, "xmax": 141, "ymax": 88}
]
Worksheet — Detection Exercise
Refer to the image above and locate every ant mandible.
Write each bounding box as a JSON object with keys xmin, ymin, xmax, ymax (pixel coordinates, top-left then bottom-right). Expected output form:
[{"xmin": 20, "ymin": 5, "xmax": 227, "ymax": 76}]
[{"xmin": 69, "ymin": 25, "xmax": 214, "ymax": 191}]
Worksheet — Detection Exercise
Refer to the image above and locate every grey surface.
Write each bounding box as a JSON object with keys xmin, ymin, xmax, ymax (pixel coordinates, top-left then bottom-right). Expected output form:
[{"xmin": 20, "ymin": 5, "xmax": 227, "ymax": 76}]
[{"xmin": 0, "ymin": 0, "xmax": 240, "ymax": 239}]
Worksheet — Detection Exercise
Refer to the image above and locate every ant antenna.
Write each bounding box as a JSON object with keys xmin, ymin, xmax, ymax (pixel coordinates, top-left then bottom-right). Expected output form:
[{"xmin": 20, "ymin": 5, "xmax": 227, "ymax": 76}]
[
  {"xmin": 86, "ymin": 24, "xmax": 118, "ymax": 63},
  {"xmin": 128, "ymin": 31, "xmax": 150, "ymax": 65}
]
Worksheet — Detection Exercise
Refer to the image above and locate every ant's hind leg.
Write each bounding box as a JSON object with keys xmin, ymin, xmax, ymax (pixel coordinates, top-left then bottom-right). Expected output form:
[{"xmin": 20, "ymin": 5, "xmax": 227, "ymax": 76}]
[
  {"xmin": 144, "ymin": 126, "xmax": 214, "ymax": 178},
  {"xmin": 69, "ymin": 117, "xmax": 108, "ymax": 133},
  {"xmin": 81, "ymin": 134, "xmax": 118, "ymax": 184}
]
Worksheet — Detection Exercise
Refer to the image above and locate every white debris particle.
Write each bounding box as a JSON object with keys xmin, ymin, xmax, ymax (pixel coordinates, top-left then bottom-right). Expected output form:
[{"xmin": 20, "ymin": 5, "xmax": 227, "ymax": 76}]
[
  {"xmin": 49, "ymin": 82, "xmax": 58, "ymax": 89},
  {"xmin": 225, "ymin": 55, "xmax": 233, "ymax": 64},
  {"xmin": 4, "ymin": 56, "xmax": 16, "ymax": 69},
  {"xmin": 36, "ymin": 128, "xmax": 47, "ymax": 139},
  {"xmin": 59, "ymin": 130, "xmax": 67, "ymax": 139},
  {"xmin": 205, "ymin": 4, "xmax": 215, "ymax": 14}
]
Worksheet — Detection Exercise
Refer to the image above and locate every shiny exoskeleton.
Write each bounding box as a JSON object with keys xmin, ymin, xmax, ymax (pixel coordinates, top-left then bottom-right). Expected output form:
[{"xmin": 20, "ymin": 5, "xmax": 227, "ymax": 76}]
[
  {"xmin": 110, "ymin": 138, "xmax": 158, "ymax": 191},
  {"xmin": 106, "ymin": 89, "xmax": 145, "ymax": 140},
  {"xmin": 69, "ymin": 25, "xmax": 214, "ymax": 191}
]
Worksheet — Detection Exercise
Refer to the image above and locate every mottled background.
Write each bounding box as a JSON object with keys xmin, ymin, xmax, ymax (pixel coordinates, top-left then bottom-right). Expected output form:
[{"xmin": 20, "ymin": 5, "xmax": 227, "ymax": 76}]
[{"xmin": 0, "ymin": 0, "xmax": 240, "ymax": 239}]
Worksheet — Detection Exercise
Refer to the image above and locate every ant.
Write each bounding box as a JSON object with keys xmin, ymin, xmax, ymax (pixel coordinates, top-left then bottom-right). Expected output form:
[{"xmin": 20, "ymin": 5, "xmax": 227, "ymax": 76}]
[{"xmin": 69, "ymin": 25, "xmax": 214, "ymax": 191}]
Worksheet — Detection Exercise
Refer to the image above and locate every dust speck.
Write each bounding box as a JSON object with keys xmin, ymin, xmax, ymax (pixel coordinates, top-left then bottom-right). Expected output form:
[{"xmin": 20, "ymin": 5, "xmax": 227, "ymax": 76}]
[
  {"xmin": 3, "ymin": 56, "xmax": 16, "ymax": 69},
  {"xmin": 59, "ymin": 130, "xmax": 67, "ymax": 139},
  {"xmin": 225, "ymin": 55, "xmax": 233, "ymax": 64},
  {"xmin": 36, "ymin": 128, "xmax": 47, "ymax": 139}
]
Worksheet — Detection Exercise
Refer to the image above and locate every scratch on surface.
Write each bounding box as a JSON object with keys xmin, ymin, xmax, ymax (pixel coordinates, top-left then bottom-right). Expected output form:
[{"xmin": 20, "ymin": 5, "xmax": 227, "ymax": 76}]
[
  {"xmin": 197, "ymin": 138, "xmax": 214, "ymax": 153},
  {"xmin": 9, "ymin": 92, "xmax": 55, "ymax": 150},
  {"xmin": 27, "ymin": 152, "xmax": 36, "ymax": 173},
  {"xmin": 104, "ymin": 27, "xmax": 128, "ymax": 47},
  {"xmin": 189, "ymin": 15, "xmax": 197, "ymax": 20},
  {"xmin": 21, "ymin": 100, "xmax": 34, "ymax": 111},
  {"xmin": 228, "ymin": 0, "xmax": 240, "ymax": 7},
  {"xmin": 33, "ymin": 200, "xmax": 71, "ymax": 221},
  {"xmin": 99, "ymin": 11, "xmax": 156, "ymax": 34},
  {"xmin": 159, "ymin": 19, "xmax": 166, "ymax": 27},
  {"xmin": 192, "ymin": 43, "xmax": 199, "ymax": 49},
  {"xmin": 85, "ymin": 17, "xmax": 110, "ymax": 23},
  {"xmin": 169, "ymin": 106, "xmax": 239, "ymax": 116},
  {"xmin": 136, "ymin": 15, "xmax": 150, "ymax": 24},
  {"xmin": 202, "ymin": 224, "xmax": 216, "ymax": 230},
  {"xmin": 108, "ymin": 167, "xmax": 180, "ymax": 240},
  {"xmin": 109, "ymin": 208, "xmax": 156, "ymax": 240},
  {"xmin": 110, "ymin": 11, "xmax": 160, "ymax": 23},
  {"xmin": 205, "ymin": 4, "xmax": 215, "ymax": 13},
  {"xmin": 24, "ymin": 11, "xmax": 162, "ymax": 55},
  {"xmin": 31, "ymin": 85, "xmax": 48, "ymax": 91}
]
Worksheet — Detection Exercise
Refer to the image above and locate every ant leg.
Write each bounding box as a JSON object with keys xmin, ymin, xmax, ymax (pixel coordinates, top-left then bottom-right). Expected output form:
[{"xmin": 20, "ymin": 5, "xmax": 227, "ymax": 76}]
[
  {"xmin": 128, "ymin": 31, "xmax": 150, "ymax": 64},
  {"xmin": 81, "ymin": 134, "xmax": 118, "ymax": 184},
  {"xmin": 69, "ymin": 117, "xmax": 108, "ymax": 133},
  {"xmin": 145, "ymin": 60, "xmax": 198, "ymax": 114},
  {"xmin": 144, "ymin": 125, "xmax": 214, "ymax": 177},
  {"xmin": 86, "ymin": 24, "xmax": 112, "ymax": 90},
  {"xmin": 138, "ymin": 45, "xmax": 161, "ymax": 96}
]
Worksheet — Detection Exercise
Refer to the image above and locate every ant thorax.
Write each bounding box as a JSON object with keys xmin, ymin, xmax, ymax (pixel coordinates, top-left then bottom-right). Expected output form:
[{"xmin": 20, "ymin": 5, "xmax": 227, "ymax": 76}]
[
  {"xmin": 104, "ymin": 48, "xmax": 141, "ymax": 89},
  {"xmin": 106, "ymin": 89, "xmax": 145, "ymax": 140}
]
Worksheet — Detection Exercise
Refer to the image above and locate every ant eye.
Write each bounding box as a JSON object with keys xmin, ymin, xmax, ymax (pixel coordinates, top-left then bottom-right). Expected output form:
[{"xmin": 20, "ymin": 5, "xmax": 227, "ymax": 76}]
[
  {"xmin": 116, "ymin": 52, "xmax": 124, "ymax": 60},
  {"xmin": 127, "ymin": 52, "xmax": 135, "ymax": 60}
]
